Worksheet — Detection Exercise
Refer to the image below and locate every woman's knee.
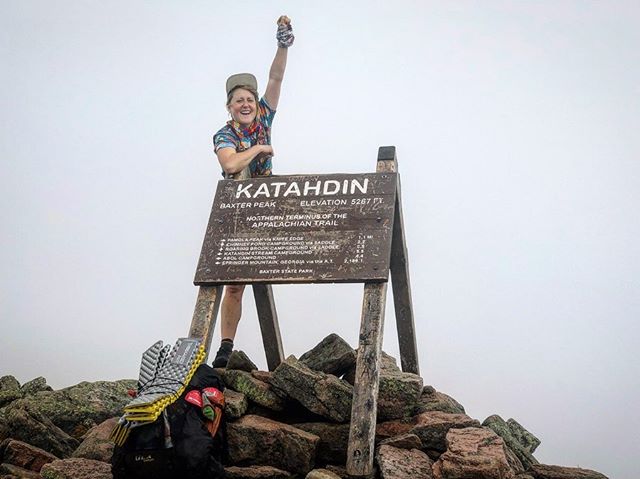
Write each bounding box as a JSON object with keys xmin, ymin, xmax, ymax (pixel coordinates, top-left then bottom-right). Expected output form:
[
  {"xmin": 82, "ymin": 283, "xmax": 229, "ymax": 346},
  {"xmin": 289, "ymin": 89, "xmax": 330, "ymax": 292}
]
[{"xmin": 225, "ymin": 285, "xmax": 245, "ymax": 298}]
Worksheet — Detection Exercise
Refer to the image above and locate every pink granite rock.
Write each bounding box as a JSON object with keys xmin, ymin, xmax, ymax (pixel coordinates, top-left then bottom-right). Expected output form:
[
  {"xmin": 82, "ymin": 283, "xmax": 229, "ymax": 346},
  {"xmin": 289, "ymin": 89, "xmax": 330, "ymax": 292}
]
[
  {"xmin": 432, "ymin": 427, "xmax": 516, "ymax": 479},
  {"xmin": 71, "ymin": 417, "xmax": 118, "ymax": 462},
  {"xmin": 529, "ymin": 464, "xmax": 608, "ymax": 479},
  {"xmin": 225, "ymin": 464, "xmax": 294, "ymax": 478},
  {"xmin": 376, "ymin": 444, "xmax": 434, "ymax": 478},
  {"xmin": 410, "ymin": 411, "xmax": 481, "ymax": 452},
  {"xmin": 39, "ymin": 458, "xmax": 112, "ymax": 478},
  {"xmin": 0, "ymin": 438, "xmax": 57, "ymax": 471},
  {"xmin": 227, "ymin": 414, "xmax": 318, "ymax": 474}
]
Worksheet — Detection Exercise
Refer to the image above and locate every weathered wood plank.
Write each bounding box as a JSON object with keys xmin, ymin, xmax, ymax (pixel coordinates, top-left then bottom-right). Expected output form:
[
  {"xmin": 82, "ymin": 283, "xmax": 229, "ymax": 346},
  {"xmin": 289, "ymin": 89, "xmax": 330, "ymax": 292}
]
[
  {"xmin": 376, "ymin": 145, "xmax": 398, "ymax": 168},
  {"xmin": 194, "ymin": 173, "xmax": 397, "ymax": 285},
  {"xmin": 346, "ymin": 281, "xmax": 388, "ymax": 477},
  {"xmin": 188, "ymin": 285, "xmax": 223, "ymax": 360},
  {"xmin": 376, "ymin": 145, "xmax": 420, "ymax": 374},
  {"xmin": 344, "ymin": 146, "xmax": 396, "ymax": 477},
  {"xmin": 390, "ymin": 176, "xmax": 419, "ymax": 374},
  {"xmin": 252, "ymin": 283, "xmax": 285, "ymax": 371}
]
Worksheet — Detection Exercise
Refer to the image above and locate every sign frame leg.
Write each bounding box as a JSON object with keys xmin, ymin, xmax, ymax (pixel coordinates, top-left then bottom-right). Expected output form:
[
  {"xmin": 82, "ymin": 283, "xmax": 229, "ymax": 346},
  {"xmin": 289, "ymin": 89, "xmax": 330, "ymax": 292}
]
[
  {"xmin": 377, "ymin": 145, "xmax": 419, "ymax": 375},
  {"xmin": 346, "ymin": 281, "xmax": 387, "ymax": 477},
  {"xmin": 188, "ymin": 285, "xmax": 223, "ymax": 361},
  {"xmin": 253, "ymin": 283, "xmax": 285, "ymax": 371},
  {"xmin": 389, "ymin": 177, "xmax": 419, "ymax": 375}
]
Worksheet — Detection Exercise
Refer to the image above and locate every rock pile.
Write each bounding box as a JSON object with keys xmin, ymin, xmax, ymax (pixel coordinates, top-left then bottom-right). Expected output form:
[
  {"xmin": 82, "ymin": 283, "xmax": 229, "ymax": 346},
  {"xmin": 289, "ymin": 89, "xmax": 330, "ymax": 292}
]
[{"xmin": 0, "ymin": 333, "xmax": 609, "ymax": 478}]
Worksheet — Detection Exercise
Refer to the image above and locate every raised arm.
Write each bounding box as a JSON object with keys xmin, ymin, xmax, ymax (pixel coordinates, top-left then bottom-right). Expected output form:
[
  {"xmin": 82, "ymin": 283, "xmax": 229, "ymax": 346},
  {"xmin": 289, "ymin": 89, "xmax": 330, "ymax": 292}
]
[{"xmin": 264, "ymin": 16, "xmax": 294, "ymax": 109}]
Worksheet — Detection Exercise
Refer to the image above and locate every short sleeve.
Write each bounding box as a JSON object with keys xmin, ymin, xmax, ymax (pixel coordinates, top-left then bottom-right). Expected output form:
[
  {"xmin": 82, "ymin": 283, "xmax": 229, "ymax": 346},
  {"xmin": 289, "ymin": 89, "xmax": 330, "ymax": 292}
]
[
  {"xmin": 259, "ymin": 97, "xmax": 276, "ymax": 128},
  {"xmin": 213, "ymin": 126, "xmax": 237, "ymax": 153}
]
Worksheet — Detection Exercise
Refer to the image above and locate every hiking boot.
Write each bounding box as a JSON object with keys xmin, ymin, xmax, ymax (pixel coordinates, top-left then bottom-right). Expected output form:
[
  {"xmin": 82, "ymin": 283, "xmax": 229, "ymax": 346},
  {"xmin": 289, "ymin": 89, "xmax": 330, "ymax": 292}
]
[{"xmin": 212, "ymin": 339, "xmax": 233, "ymax": 368}]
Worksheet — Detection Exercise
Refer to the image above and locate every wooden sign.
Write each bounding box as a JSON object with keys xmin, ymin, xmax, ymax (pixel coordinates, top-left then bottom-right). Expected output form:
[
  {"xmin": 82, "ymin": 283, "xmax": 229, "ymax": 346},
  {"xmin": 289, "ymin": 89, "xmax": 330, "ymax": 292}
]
[
  {"xmin": 194, "ymin": 173, "xmax": 397, "ymax": 285},
  {"xmin": 188, "ymin": 146, "xmax": 419, "ymax": 478}
]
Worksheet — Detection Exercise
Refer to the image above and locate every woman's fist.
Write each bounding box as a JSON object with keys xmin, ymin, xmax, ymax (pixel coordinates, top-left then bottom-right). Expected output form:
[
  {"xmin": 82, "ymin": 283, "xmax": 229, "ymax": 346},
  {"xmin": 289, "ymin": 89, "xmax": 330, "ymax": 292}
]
[{"xmin": 276, "ymin": 16, "xmax": 294, "ymax": 48}]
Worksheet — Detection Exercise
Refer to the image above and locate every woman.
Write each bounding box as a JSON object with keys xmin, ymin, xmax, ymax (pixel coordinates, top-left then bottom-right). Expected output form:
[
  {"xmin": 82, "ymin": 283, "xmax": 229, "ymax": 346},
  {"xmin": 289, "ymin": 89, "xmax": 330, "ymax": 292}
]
[{"xmin": 211, "ymin": 16, "xmax": 294, "ymax": 368}]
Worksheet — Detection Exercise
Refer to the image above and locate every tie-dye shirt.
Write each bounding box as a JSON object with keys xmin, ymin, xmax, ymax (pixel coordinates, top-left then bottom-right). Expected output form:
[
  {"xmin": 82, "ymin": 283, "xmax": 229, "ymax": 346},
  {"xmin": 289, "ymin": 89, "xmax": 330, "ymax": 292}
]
[{"xmin": 213, "ymin": 97, "xmax": 276, "ymax": 177}]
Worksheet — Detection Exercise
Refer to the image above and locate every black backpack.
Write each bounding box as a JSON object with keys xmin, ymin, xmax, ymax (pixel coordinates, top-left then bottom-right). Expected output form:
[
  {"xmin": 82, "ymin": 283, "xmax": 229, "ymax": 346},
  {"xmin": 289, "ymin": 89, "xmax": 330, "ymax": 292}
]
[{"xmin": 111, "ymin": 364, "xmax": 226, "ymax": 479}]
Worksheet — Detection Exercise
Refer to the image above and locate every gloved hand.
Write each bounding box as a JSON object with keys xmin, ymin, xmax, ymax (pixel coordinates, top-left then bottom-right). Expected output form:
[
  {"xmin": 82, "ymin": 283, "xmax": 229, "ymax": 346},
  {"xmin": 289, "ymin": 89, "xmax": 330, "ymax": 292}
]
[{"xmin": 276, "ymin": 15, "xmax": 294, "ymax": 48}]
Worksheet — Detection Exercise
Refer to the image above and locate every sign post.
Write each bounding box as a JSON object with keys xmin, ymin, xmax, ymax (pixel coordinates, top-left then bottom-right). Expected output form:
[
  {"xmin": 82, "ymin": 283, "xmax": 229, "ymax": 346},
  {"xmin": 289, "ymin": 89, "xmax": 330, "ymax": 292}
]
[{"xmin": 188, "ymin": 146, "xmax": 418, "ymax": 477}]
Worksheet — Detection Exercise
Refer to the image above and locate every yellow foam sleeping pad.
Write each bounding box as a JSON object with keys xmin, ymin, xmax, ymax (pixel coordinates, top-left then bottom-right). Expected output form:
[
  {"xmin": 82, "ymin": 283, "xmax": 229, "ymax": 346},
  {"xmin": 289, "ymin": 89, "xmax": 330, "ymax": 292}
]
[{"xmin": 109, "ymin": 338, "xmax": 206, "ymax": 446}]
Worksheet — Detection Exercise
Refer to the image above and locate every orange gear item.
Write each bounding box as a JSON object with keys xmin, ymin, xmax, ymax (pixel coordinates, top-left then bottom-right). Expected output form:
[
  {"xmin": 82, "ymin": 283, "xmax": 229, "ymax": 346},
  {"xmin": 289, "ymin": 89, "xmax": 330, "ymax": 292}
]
[{"xmin": 202, "ymin": 387, "xmax": 224, "ymax": 437}]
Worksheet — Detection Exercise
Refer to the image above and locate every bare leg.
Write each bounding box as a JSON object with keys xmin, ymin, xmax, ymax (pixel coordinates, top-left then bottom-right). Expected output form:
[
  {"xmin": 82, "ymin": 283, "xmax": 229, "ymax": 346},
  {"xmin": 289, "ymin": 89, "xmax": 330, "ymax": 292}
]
[
  {"xmin": 213, "ymin": 285, "xmax": 245, "ymax": 368},
  {"xmin": 220, "ymin": 284, "xmax": 245, "ymax": 341}
]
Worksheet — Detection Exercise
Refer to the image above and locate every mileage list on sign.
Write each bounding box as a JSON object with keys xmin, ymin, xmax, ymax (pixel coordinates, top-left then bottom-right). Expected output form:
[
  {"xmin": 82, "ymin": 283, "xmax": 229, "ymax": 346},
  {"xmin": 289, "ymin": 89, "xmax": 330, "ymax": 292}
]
[{"xmin": 194, "ymin": 173, "xmax": 397, "ymax": 284}]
